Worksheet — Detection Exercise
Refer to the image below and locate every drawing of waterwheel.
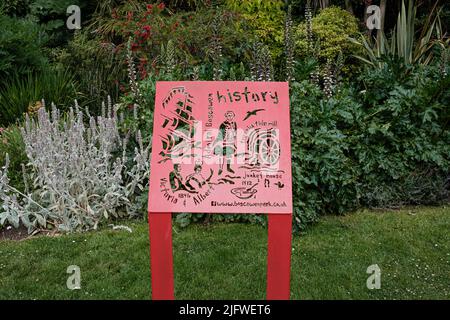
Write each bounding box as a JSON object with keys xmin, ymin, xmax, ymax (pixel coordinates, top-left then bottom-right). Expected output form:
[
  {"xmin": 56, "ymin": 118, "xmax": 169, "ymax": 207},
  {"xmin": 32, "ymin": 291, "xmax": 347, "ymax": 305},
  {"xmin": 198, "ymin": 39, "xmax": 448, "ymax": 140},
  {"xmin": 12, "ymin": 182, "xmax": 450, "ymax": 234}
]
[
  {"xmin": 258, "ymin": 130, "xmax": 280, "ymax": 166},
  {"xmin": 246, "ymin": 128, "xmax": 281, "ymax": 167}
]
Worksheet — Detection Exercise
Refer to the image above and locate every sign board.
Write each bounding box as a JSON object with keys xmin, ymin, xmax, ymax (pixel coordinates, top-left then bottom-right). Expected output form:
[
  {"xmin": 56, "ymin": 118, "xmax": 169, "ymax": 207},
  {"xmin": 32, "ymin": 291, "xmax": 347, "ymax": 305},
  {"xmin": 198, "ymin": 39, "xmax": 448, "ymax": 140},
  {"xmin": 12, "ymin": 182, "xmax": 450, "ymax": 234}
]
[
  {"xmin": 147, "ymin": 81, "xmax": 293, "ymax": 300},
  {"xmin": 148, "ymin": 81, "xmax": 292, "ymax": 214}
]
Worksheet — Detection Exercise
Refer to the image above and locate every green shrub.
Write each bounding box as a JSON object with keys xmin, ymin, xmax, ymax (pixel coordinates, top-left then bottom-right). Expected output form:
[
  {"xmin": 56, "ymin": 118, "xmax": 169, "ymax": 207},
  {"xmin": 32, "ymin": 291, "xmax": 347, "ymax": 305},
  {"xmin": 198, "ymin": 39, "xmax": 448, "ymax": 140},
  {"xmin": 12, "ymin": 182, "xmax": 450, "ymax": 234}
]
[
  {"xmin": 0, "ymin": 14, "xmax": 49, "ymax": 81},
  {"xmin": 28, "ymin": 0, "xmax": 87, "ymax": 46},
  {"xmin": 174, "ymin": 7, "xmax": 254, "ymax": 77},
  {"xmin": 290, "ymin": 80, "xmax": 360, "ymax": 230},
  {"xmin": 289, "ymin": 61, "xmax": 449, "ymax": 231},
  {"xmin": 0, "ymin": 0, "xmax": 31, "ymax": 17},
  {"xmin": 0, "ymin": 69, "xmax": 78, "ymax": 126},
  {"xmin": 117, "ymin": 74, "xmax": 157, "ymax": 142},
  {"xmin": 295, "ymin": 6, "xmax": 359, "ymax": 65},
  {"xmin": 52, "ymin": 30, "xmax": 125, "ymax": 112},
  {"xmin": 91, "ymin": 3, "xmax": 253, "ymax": 83},
  {"xmin": 0, "ymin": 125, "xmax": 27, "ymax": 192},
  {"xmin": 224, "ymin": 0, "xmax": 285, "ymax": 58},
  {"xmin": 353, "ymin": 62, "xmax": 449, "ymax": 208}
]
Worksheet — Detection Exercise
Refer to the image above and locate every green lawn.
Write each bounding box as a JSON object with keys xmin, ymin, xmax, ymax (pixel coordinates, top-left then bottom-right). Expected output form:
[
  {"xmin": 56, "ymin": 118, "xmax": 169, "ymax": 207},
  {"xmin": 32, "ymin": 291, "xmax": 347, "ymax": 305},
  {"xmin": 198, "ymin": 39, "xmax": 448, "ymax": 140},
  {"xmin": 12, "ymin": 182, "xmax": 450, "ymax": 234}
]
[{"xmin": 0, "ymin": 206, "xmax": 449, "ymax": 299}]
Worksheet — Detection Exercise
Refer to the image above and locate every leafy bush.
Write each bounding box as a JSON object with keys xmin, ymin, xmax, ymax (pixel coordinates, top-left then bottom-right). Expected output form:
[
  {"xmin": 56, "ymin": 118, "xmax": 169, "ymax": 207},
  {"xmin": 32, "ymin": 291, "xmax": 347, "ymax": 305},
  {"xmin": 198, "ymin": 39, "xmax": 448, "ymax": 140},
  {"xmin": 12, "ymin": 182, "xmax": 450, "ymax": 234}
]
[
  {"xmin": 0, "ymin": 69, "xmax": 77, "ymax": 126},
  {"xmin": 0, "ymin": 14, "xmax": 49, "ymax": 81},
  {"xmin": 52, "ymin": 30, "xmax": 125, "ymax": 111},
  {"xmin": 0, "ymin": 0, "xmax": 31, "ymax": 17},
  {"xmin": 0, "ymin": 125, "xmax": 27, "ymax": 192},
  {"xmin": 92, "ymin": 2, "xmax": 176, "ymax": 73},
  {"xmin": 289, "ymin": 61, "xmax": 449, "ymax": 231},
  {"xmin": 29, "ymin": 0, "xmax": 88, "ymax": 46},
  {"xmin": 224, "ymin": 0, "xmax": 285, "ymax": 58},
  {"xmin": 353, "ymin": 62, "xmax": 449, "ymax": 206},
  {"xmin": 173, "ymin": 7, "xmax": 254, "ymax": 78},
  {"xmin": 295, "ymin": 6, "xmax": 359, "ymax": 65},
  {"xmin": 91, "ymin": 2, "xmax": 253, "ymax": 81},
  {"xmin": 290, "ymin": 80, "xmax": 360, "ymax": 229},
  {"xmin": 0, "ymin": 102, "xmax": 150, "ymax": 232}
]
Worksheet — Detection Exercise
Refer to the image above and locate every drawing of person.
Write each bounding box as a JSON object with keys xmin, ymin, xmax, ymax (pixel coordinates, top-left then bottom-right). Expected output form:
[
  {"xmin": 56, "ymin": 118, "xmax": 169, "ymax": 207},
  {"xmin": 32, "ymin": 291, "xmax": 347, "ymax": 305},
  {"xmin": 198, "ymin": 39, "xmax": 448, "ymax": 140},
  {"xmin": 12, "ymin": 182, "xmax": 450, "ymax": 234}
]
[
  {"xmin": 214, "ymin": 111, "xmax": 237, "ymax": 175},
  {"xmin": 169, "ymin": 163, "xmax": 185, "ymax": 192},
  {"xmin": 185, "ymin": 163, "xmax": 207, "ymax": 191}
]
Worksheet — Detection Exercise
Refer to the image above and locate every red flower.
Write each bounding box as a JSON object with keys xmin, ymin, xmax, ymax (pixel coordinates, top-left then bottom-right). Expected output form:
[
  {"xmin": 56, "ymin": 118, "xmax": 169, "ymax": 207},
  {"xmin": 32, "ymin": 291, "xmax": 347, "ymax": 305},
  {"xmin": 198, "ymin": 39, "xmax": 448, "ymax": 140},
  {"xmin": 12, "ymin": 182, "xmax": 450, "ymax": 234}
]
[
  {"xmin": 143, "ymin": 25, "xmax": 151, "ymax": 32},
  {"xmin": 157, "ymin": 2, "xmax": 165, "ymax": 10},
  {"xmin": 139, "ymin": 59, "xmax": 148, "ymax": 80},
  {"xmin": 141, "ymin": 69, "xmax": 148, "ymax": 79},
  {"xmin": 146, "ymin": 4, "xmax": 153, "ymax": 11},
  {"xmin": 127, "ymin": 11, "xmax": 133, "ymax": 21}
]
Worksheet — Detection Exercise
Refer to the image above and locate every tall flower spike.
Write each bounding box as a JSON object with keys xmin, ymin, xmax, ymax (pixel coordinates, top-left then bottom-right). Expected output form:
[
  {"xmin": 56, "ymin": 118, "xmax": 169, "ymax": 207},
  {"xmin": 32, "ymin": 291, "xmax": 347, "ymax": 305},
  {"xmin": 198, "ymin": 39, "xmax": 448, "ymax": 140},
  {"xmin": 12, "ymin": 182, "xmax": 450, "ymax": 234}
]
[
  {"xmin": 21, "ymin": 163, "xmax": 29, "ymax": 195},
  {"xmin": 261, "ymin": 45, "xmax": 273, "ymax": 81},
  {"xmin": 101, "ymin": 101, "xmax": 106, "ymax": 118},
  {"xmin": 133, "ymin": 103, "xmax": 138, "ymax": 120},
  {"xmin": 250, "ymin": 42, "xmax": 258, "ymax": 81},
  {"xmin": 107, "ymin": 95, "xmax": 112, "ymax": 118},
  {"xmin": 192, "ymin": 66, "xmax": 200, "ymax": 81},
  {"xmin": 306, "ymin": 0, "xmax": 313, "ymax": 54},
  {"xmin": 162, "ymin": 40, "xmax": 176, "ymax": 76},
  {"xmin": 284, "ymin": 5, "xmax": 295, "ymax": 83},
  {"xmin": 210, "ymin": 10, "xmax": 223, "ymax": 81},
  {"xmin": 440, "ymin": 47, "xmax": 448, "ymax": 77},
  {"xmin": 323, "ymin": 59, "xmax": 335, "ymax": 99},
  {"xmin": 127, "ymin": 37, "xmax": 142, "ymax": 105}
]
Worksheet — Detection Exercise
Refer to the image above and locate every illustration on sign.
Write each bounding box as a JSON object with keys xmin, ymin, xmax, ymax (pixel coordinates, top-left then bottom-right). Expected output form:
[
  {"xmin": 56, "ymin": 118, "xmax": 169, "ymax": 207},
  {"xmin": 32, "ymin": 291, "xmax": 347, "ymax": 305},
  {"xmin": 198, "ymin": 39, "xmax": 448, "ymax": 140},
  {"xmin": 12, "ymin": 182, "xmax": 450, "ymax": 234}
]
[{"xmin": 148, "ymin": 81, "xmax": 292, "ymax": 214}]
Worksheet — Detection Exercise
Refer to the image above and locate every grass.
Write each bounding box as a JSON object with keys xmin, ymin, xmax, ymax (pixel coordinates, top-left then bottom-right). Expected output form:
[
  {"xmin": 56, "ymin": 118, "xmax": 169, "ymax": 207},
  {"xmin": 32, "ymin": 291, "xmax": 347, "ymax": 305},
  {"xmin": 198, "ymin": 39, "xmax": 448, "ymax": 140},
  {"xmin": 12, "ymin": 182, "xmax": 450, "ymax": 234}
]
[{"xmin": 0, "ymin": 206, "xmax": 449, "ymax": 300}]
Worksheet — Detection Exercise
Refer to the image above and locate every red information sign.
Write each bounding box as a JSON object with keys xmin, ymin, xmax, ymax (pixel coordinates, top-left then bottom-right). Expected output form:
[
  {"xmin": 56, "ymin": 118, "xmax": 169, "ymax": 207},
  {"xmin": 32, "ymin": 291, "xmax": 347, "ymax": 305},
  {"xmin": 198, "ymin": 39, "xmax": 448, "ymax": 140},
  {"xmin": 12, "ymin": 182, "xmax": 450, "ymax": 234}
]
[
  {"xmin": 148, "ymin": 81, "xmax": 293, "ymax": 300},
  {"xmin": 148, "ymin": 81, "xmax": 293, "ymax": 213}
]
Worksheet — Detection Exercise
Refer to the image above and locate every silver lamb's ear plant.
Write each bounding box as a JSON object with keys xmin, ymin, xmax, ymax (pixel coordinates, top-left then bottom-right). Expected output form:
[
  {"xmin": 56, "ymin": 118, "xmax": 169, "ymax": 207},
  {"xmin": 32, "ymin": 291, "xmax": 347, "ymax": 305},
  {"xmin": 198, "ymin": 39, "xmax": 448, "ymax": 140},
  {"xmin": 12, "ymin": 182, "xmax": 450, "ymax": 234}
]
[
  {"xmin": 0, "ymin": 100, "xmax": 151, "ymax": 233},
  {"xmin": 0, "ymin": 155, "xmax": 22, "ymax": 228}
]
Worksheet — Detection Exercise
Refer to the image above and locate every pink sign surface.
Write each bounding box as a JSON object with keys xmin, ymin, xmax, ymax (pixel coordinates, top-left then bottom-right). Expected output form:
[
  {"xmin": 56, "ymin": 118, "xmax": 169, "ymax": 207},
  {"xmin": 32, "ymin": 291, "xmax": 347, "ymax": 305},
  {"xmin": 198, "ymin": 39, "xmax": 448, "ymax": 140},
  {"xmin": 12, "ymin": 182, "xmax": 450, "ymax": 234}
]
[{"xmin": 148, "ymin": 81, "xmax": 292, "ymax": 214}]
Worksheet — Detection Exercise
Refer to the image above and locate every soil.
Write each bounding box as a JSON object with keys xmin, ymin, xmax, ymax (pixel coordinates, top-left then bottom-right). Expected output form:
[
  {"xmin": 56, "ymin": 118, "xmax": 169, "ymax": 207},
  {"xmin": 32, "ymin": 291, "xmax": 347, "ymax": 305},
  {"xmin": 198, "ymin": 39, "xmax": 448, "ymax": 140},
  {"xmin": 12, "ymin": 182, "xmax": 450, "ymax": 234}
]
[{"xmin": 0, "ymin": 224, "xmax": 30, "ymax": 241}]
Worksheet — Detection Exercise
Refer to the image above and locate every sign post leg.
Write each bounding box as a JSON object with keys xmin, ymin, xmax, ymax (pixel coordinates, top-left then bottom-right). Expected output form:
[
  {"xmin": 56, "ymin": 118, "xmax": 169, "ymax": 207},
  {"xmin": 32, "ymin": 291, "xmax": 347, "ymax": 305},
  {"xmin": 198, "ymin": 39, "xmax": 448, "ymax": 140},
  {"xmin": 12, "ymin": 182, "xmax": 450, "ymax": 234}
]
[
  {"xmin": 267, "ymin": 214, "xmax": 292, "ymax": 300},
  {"xmin": 149, "ymin": 212, "xmax": 175, "ymax": 300}
]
